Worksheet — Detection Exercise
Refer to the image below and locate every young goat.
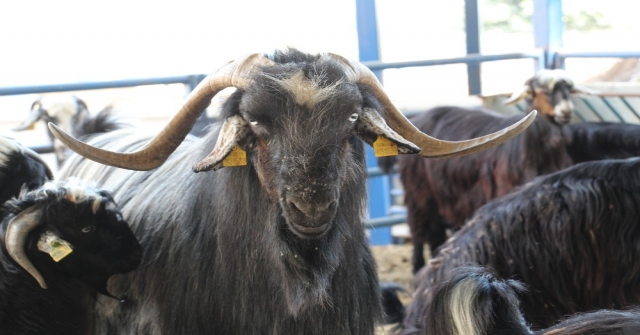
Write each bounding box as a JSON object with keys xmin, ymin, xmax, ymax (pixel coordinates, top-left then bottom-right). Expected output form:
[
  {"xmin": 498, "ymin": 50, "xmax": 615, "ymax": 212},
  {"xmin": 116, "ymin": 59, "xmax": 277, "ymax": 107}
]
[
  {"xmin": 398, "ymin": 266, "xmax": 640, "ymax": 335},
  {"xmin": 0, "ymin": 179, "xmax": 142, "ymax": 335}
]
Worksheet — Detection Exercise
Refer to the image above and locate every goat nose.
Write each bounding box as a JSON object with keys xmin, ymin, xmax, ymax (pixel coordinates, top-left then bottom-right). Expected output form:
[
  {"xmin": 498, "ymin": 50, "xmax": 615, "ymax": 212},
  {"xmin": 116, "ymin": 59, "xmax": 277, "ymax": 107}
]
[{"xmin": 289, "ymin": 198, "xmax": 334, "ymax": 217}]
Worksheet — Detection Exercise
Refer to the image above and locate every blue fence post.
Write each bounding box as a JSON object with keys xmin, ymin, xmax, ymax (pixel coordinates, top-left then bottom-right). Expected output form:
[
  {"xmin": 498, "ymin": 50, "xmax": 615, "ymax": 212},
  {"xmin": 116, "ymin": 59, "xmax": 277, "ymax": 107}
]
[
  {"xmin": 355, "ymin": 0, "xmax": 393, "ymax": 245},
  {"xmin": 533, "ymin": 0, "xmax": 564, "ymax": 69},
  {"xmin": 465, "ymin": 0, "xmax": 482, "ymax": 95}
]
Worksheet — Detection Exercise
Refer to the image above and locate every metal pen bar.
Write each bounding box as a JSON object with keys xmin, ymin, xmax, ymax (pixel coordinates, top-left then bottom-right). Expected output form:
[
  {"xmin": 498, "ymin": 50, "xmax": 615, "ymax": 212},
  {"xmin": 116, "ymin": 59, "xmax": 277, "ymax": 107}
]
[
  {"xmin": 0, "ymin": 75, "xmax": 203, "ymax": 96},
  {"xmin": 361, "ymin": 52, "xmax": 544, "ymax": 71},
  {"xmin": 366, "ymin": 215, "xmax": 406, "ymax": 228}
]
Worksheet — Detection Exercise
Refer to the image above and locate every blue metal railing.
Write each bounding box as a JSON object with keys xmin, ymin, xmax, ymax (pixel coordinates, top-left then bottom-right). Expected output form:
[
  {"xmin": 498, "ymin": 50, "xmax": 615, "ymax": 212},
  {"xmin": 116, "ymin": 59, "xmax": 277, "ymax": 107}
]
[{"xmin": 553, "ymin": 51, "xmax": 640, "ymax": 70}]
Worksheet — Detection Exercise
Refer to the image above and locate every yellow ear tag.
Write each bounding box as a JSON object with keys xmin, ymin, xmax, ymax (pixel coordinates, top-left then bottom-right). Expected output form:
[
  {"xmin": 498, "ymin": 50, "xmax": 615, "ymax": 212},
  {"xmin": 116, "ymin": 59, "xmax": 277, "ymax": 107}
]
[
  {"xmin": 37, "ymin": 231, "xmax": 74, "ymax": 262},
  {"xmin": 222, "ymin": 146, "xmax": 247, "ymax": 167},
  {"xmin": 373, "ymin": 136, "xmax": 399, "ymax": 157}
]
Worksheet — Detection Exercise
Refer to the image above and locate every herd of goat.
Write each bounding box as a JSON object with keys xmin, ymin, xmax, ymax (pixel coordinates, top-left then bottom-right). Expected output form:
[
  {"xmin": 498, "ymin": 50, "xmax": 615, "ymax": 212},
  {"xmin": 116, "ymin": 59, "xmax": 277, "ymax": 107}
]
[{"xmin": 1, "ymin": 48, "xmax": 639, "ymax": 334}]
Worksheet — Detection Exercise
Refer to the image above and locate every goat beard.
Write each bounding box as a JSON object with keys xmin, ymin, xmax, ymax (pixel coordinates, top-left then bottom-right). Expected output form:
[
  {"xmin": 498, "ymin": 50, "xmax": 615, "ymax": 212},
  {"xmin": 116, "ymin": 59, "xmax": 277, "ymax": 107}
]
[{"xmin": 269, "ymin": 209, "xmax": 348, "ymax": 317}]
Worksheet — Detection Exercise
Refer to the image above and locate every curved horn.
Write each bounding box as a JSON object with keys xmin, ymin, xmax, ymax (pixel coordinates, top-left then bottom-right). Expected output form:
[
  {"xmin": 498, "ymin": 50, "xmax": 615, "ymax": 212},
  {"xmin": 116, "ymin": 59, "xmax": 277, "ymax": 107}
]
[
  {"xmin": 503, "ymin": 85, "xmax": 531, "ymax": 105},
  {"xmin": 13, "ymin": 108, "xmax": 44, "ymax": 131},
  {"xmin": 5, "ymin": 206, "xmax": 47, "ymax": 289},
  {"xmin": 49, "ymin": 53, "xmax": 276, "ymax": 171},
  {"xmin": 328, "ymin": 54, "xmax": 537, "ymax": 158}
]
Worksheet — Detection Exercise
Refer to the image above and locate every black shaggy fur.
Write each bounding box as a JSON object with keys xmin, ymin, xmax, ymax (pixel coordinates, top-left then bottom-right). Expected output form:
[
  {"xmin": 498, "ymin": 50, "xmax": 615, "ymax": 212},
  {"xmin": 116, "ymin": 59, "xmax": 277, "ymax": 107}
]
[
  {"xmin": 0, "ymin": 180, "xmax": 141, "ymax": 335},
  {"xmin": 392, "ymin": 106, "xmax": 572, "ymax": 272},
  {"xmin": 397, "ymin": 158, "xmax": 640, "ymax": 330},
  {"xmin": 60, "ymin": 49, "xmax": 390, "ymax": 334},
  {"xmin": 381, "ymin": 283, "xmax": 407, "ymax": 324},
  {"xmin": 394, "ymin": 266, "xmax": 640, "ymax": 335},
  {"xmin": 567, "ymin": 121, "xmax": 640, "ymax": 163},
  {"xmin": 0, "ymin": 137, "xmax": 53, "ymax": 204}
]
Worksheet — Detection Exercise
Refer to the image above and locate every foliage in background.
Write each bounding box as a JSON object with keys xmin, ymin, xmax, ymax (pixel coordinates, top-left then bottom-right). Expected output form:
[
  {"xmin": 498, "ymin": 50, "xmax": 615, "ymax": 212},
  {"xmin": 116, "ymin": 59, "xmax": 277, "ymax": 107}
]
[{"xmin": 482, "ymin": 0, "xmax": 611, "ymax": 32}]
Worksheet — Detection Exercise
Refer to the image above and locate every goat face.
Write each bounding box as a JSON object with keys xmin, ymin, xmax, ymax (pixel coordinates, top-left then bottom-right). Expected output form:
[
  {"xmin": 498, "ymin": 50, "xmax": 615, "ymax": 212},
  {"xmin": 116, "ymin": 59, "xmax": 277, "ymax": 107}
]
[
  {"xmin": 232, "ymin": 64, "xmax": 393, "ymax": 238},
  {"xmin": 38, "ymin": 193, "xmax": 142, "ymax": 293},
  {"xmin": 14, "ymin": 96, "xmax": 88, "ymax": 134},
  {"xmin": 504, "ymin": 69, "xmax": 595, "ymax": 125},
  {"xmin": 5, "ymin": 180, "xmax": 141, "ymax": 293}
]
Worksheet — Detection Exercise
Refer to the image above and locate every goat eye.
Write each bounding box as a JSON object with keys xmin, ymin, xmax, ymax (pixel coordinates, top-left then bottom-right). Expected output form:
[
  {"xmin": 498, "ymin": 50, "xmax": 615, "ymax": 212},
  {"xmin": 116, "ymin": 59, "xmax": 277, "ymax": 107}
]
[
  {"xmin": 348, "ymin": 113, "xmax": 359, "ymax": 122},
  {"xmin": 81, "ymin": 226, "xmax": 93, "ymax": 233}
]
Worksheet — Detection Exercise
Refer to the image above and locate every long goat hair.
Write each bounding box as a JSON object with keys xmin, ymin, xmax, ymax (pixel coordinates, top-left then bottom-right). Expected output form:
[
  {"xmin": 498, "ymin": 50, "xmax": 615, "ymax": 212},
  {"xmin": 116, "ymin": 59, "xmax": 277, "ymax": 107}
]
[
  {"xmin": 397, "ymin": 157, "xmax": 640, "ymax": 330},
  {"xmin": 567, "ymin": 121, "xmax": 640, "ymax": 164},
  {"xmin": 0, "ymin": 136, "xmax": 53, "ymax": 204},
  {"xmin": 395, "ymin": 266, "xmax": 640, "ymax": 335}
]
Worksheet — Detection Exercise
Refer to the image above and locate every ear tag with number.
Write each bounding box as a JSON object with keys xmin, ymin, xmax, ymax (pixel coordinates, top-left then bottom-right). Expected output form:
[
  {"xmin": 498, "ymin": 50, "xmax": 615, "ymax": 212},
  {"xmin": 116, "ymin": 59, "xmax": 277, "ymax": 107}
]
[
  {"xmin": 222, "ymin": 146, "xmax": 247, "ymax": 167},
  {"xmin": 37, "ymin": 231, "xmax": 74, "ymax": 262},
  {"xmin": 373, "ymin": 136, "xmax": 399, "ymax": 157}
]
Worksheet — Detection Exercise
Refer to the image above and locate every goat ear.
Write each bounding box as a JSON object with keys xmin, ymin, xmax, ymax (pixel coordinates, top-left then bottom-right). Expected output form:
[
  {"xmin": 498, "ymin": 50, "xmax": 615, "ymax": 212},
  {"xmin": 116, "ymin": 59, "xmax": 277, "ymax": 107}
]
[
  {"xmin": 192, "ymin": 115, "xmax": 251, "ymax": 172},
  {"xmin": 503, "ymin": 83, "xmax": 532, "ymax": 105},
  {"xmin": 353, "ymin": 108, "xmax": 420, "ymax": 155}
]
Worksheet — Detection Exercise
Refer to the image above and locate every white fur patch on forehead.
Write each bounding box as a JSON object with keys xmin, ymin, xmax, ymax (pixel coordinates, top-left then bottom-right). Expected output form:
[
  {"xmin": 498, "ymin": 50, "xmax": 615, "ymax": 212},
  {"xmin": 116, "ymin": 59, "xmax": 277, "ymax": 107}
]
[
  {"xmin": 268, "ymin": 70, "xmax": 344, "ymax": 107},
  {"xmin": 534, "ymin": 69, "xmax": 575, "ymax": 91},
  {"xmin": 37, "ymin": 96, "xmax": 80, "ymax": 117},
  {"xmin": 39, "ymin": 178, "xmax": 108, "ymax": 214},
  {"xmin": 0, "ymin": 137, "xmax": 23, "ymax": 168}
]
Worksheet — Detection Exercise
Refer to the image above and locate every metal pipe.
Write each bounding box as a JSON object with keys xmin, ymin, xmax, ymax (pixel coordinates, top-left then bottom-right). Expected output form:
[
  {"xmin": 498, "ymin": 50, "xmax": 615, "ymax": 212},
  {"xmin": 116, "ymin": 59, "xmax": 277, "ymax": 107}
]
[
  {"xmin": 0, "ymin": 75, "xmax": 202, "ymax": 96},
  {"xmin": 361, "ymin": 52, "xmax": 544, "ymax": 71}
]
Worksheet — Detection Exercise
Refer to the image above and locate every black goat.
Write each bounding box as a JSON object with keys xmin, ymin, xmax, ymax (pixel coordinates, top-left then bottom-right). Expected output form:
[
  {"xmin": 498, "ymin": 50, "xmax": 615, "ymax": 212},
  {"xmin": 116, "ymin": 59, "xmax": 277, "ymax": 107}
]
[
  {"xmin": 567, "ymin": 121, "xmax": 640, "ymax": 163},
  {"xmin": 13, "ymin": 96, "xmax": 127, "ymax": 167},
  {"xmin": 0, "ymin": 178, "xmax": 142, "ymax": 335},
  {"xmin": 397, "ymin": 158, "xmax": 640, "ymax": 329},
  {"xmin": 51, "ymin": 48, "xmax": 534, "ymax": 334},
  {"xmin": 383, "ymin": 69, "xmax": 593, "ymax": 273},
  {"xmin": 394, "ymin": 266, "xmax": 640, "ymax": 335},
  {"xmin": 0, "ymin": 136, "xmax": 53, "ymax": 203}
]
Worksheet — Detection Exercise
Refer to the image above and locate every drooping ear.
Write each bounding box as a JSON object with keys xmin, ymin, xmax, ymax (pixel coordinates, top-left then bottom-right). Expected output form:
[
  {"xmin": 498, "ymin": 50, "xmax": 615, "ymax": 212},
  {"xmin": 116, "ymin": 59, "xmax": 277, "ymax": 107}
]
[
  {"xmin": 503, "ymin": 80, "xmax": 533, "ymax": 105},
  {"xmin": 353, "ymin": 107, "xmax": 420, "ymax": 155},
  {"xmin": 192, "ymin": 115, "xmax": 252, "ymax": 172}
]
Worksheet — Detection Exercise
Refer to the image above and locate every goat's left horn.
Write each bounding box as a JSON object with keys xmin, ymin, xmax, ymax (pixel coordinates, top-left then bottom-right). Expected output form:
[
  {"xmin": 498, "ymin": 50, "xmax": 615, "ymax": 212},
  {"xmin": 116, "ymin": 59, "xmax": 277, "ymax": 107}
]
[
  {"xmin": 328, "ymin": 53, "xmax": 536, "ymax": 158},
  {"xmin": 5, "ymin": 205, "xmax": 48, "ymax": 289},
  {"xmin": 49, "ymin": 53, "xmax": 276, "ymax": 171}
]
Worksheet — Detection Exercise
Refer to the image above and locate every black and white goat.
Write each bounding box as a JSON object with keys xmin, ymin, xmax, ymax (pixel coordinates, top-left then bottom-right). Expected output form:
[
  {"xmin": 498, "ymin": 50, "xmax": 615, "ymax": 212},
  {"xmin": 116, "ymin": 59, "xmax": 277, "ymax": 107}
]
[
  {"xmin": 380, "ymin": 69, "xmax": 593, "ymax": 272},
  {"xmin": 50, "ymin": 48, "xmax": 534, "ymax": 334},
  {"xmin": 0, "ymin": 136, "xmax": 53, "ymax": 203},
  {"xmin": 397, "ymin": 157, "xmax": 640, "ymax": 329},
  {"xmin": 13, "ymin": 96, "xmax": 126, "ymax": 167},
  {"xmin": 0, "ymin": 178, "xmax": 142, "ymax": 335},
  {"xmin": 395, "ymin": 266, "xmax": 640, "ymax": 335}
]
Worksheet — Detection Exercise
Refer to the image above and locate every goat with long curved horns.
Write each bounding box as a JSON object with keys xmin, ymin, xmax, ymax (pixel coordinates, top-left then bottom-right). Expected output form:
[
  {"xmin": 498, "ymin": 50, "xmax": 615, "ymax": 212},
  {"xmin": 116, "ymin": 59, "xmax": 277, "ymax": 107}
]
[{"xmin": 51, "ymin": 49, "xmax": 535, "ymax": 334}]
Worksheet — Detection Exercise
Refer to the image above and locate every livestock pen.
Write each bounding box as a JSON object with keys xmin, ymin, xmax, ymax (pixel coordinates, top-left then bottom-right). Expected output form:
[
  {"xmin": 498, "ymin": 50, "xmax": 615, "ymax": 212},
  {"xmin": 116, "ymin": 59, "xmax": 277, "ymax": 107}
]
[{"xmin": 1, "ymin": 1, "xmax": 640, "ymax": 334}]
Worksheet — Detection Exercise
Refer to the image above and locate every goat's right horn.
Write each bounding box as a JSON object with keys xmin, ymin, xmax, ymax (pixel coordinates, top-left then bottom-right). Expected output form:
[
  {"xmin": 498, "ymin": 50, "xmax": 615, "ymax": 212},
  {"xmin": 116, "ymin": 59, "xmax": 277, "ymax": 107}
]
[
  {"xmin": 49, "ymin": 53, "xmax": 276, "ymax": 171},
  {"xmin": 5, "ymin": 205, "xmax": 47, "ymax": 289}
]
